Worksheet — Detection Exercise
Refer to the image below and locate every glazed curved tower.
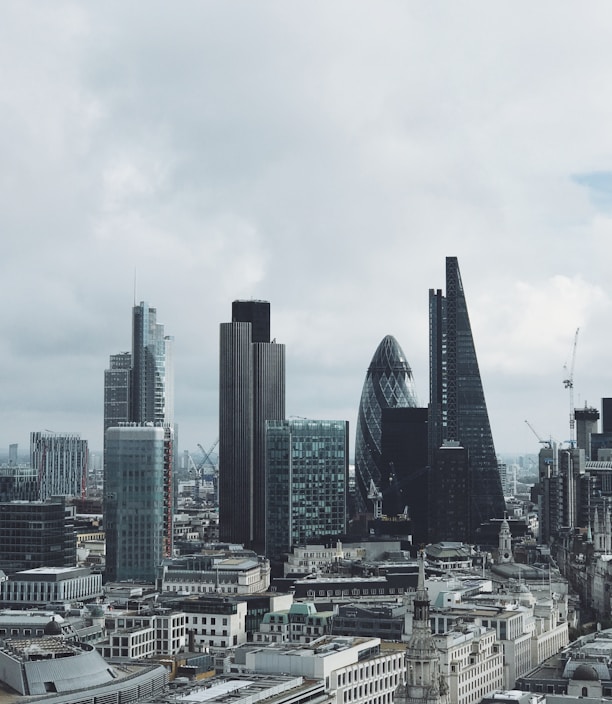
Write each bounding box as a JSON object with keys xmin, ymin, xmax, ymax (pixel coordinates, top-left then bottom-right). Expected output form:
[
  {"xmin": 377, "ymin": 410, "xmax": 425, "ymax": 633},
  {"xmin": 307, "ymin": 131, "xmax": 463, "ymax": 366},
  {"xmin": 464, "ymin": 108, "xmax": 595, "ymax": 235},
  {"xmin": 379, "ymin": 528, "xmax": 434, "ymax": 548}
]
[{"xmin": 354, "ymin": 335, "xmax": 418, "ymax": 514}]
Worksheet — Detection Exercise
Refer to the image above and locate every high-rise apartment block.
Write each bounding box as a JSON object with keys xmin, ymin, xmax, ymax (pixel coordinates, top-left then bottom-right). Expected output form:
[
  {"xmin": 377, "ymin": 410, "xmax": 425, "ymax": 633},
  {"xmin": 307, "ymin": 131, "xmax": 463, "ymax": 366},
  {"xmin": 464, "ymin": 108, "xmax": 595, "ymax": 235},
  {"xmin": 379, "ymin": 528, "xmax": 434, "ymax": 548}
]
[
  {"xmin": 219, "ymin": 300, "xmax": 285, "ymax": 551},
  {"xmin": 30, "ymin": 432, "xmax": 88, "ymax": 501},
  {"xmin": 265, "ymin": 419, "xmax": 348, "ymax": 559},
  {"xmin": 104, "ymin": 424, "xmax": 174, "ymax": 582},
  {"xmin": 429, "ymin": 257, "xmax": 505, "ymax": 534}
]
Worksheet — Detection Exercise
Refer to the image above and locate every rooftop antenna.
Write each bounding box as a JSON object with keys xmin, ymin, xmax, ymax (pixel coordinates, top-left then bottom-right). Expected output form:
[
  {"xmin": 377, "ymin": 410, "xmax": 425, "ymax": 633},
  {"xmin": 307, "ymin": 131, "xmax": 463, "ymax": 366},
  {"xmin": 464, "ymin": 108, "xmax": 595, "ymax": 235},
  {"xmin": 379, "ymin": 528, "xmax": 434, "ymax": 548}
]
[{"xmin": 133, "ymin": 269, "xmax": 137, "ymax": 306}]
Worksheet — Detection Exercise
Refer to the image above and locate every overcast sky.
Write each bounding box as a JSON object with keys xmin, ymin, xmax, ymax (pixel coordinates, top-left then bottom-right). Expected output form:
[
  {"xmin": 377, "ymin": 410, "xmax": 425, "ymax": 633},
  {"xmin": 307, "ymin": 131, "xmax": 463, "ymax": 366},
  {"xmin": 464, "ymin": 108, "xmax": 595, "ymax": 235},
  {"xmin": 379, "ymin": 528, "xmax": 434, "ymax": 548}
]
[{"xmin": 2, "ymin": 2, "xmax": 612, "ymax": 459}]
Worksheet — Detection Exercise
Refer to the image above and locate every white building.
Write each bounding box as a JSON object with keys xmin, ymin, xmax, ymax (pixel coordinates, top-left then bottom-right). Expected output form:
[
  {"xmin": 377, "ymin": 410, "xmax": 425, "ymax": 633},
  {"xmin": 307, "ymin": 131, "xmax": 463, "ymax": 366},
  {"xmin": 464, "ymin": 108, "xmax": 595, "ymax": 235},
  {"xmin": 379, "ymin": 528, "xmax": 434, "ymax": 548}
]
[
  {"xmin": 427, "ymin": 582, "xmax": 568, "ymax": 689},
  {"xmin": 182, "ymin": 597, "xmax": 248, "ymax": 651},
  {"xmin": 158, "ymin": 554, "xmax": 270, "ymax": 595},
  {"xmin": 435, "ymin": 624, "xmax": 504, "ymax": 704},
  {"xmin": 254, "ymin": 602, "xmax": 334, "ymax": 645},
  {"xmin": 0, "ymin": 566, "xmax": 103, "ymax": 607},
  {"xmin": 238, "ymin": 636, "xmax": 404, "ymax": 704},
  {"xmin": 97, "ymin": 608, "xmax": 186, "ymax": 659}
]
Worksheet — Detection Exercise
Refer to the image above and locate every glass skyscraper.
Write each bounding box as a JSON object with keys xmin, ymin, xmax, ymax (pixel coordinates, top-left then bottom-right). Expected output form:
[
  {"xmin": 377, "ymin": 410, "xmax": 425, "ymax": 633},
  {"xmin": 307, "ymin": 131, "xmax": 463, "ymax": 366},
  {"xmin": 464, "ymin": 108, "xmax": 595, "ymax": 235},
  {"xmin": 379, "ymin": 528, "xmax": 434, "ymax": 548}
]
[
  {"xmin": 265, "ymin": 419, "xmax": 348, "ymax": 559},
  {"xmin": 104, "ymin": 424, "xmax": 174, "ymax": 582},
  {"xmin": 354, "ymin": 335, "xmax": 418, "ymax": 514},
  {"xmin": 103, "ymin": 302, "xmax": 174, "ymax": 436},
  {"xmin": 429, "ymin": 257, "xmax": 505, "ymax": 532}
]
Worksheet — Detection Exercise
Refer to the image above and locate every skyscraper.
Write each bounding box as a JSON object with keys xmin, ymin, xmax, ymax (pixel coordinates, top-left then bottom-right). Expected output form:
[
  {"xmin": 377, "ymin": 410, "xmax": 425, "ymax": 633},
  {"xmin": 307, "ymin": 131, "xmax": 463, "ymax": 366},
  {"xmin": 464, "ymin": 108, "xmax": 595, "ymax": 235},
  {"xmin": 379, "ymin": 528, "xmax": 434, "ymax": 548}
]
[
  {"xmin": 265, "ymin": 419, "xmax": 348, "ymax": 559},
  {"xmin": 103, "ymin": 302, "xmax": 175, "ymax": 582},
  {"xmin": 354, "ymin": 335, "xmax": 418, "ymax": 515},
  {"xmin": 429, "ymin": 257, "xmax": 505, "ymax": 533},
  {"xmin": 219, "ymin": 300, "xmax": 285, "ymax": 550},
  {"xmin": 104, "ymin": 424, "xmax": 174, "ymax": 582},
  {"xmin": 103, "ymin": 352, "xmax": 131, "ymax": 434},
  {"xmin": 131, "ymin": 301, "xmax": 174, "ymax": 425},
  {"xmin": 103, "ymin": 302, "xmax": 174, "ymax": 435}
]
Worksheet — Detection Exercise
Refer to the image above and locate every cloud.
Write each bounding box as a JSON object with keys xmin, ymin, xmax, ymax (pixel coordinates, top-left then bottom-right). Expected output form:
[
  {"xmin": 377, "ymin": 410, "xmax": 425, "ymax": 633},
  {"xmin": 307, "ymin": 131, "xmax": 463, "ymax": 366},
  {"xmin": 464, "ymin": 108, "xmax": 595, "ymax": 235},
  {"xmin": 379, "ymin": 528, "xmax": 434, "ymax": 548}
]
[{"xmin": 3, "ymin": 2, "xmax": 612, "ymax": 458}]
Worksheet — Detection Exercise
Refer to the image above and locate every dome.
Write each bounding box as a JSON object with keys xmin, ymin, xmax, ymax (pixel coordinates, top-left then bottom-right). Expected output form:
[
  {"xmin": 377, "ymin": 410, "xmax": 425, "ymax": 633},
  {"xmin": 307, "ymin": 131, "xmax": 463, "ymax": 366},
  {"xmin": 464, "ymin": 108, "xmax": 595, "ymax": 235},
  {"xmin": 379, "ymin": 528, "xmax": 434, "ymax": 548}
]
[
  {"xmin": 354, "ymin": 335, "xmax": 418, "ymax": 514},
  {"xmin": 44, "ymin": 617, "xmax": 63, "ymax": 636},
  {"xmin": 572, "ymin": 664, "xmax": 599, "ymax": 681}
]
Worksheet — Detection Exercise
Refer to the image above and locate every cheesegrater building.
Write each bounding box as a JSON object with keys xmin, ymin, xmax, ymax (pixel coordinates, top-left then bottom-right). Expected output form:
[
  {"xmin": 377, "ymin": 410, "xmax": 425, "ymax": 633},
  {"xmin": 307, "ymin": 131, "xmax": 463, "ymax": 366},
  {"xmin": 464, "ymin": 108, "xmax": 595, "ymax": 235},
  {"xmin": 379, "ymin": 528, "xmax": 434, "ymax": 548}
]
[{"xmin": 429, "ymin": 257, "xmax": 505, "ymax": 535}]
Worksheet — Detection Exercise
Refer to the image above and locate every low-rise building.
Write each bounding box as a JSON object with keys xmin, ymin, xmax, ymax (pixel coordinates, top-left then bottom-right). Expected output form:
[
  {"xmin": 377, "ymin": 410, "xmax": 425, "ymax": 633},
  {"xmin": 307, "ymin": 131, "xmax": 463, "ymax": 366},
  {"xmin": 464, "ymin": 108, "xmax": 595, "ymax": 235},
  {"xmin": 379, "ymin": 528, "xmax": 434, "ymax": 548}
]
[
  {"xmin": 255, "ymin": 602, "xmax": 334, "ymax": 645},
  {"xmin": 0, "ymin": 566, "xmax": 102, "ymax": 608},
  {"xmin": 235, "ymin": 636, "xmax": 404, "ymax": 704},
  {"xmin": 96, "ymin": 608, "xmax": 186, "ymax": 659},
  {"xmin": 178, "ymin": 596, "xmax": 248, "ymax": 651},
  {"xmin": 158, "ymin": 553, "xmax": 270, "ymax": 595}
]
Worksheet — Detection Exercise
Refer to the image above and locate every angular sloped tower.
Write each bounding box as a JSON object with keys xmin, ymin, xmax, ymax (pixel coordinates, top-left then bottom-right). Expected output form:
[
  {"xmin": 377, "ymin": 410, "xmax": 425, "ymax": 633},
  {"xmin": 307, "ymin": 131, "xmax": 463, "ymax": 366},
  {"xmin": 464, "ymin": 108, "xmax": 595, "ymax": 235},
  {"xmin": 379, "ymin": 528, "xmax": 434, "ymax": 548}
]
[
  {"xmin": 354, "ymin": 335, "xmax": 418, "ymax": 514},
  {"xmin": 429, "ymin": 257, "xmax": 505, "ymax": 532}
]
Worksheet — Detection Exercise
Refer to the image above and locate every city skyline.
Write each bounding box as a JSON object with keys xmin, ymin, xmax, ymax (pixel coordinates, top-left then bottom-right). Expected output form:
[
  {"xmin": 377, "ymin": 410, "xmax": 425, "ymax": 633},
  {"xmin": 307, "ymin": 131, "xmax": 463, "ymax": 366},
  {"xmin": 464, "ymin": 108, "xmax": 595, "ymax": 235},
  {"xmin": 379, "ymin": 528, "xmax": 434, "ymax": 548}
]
[{"xmin": 3, "ymin": 4, "xmax": 612, "ymax": 456}]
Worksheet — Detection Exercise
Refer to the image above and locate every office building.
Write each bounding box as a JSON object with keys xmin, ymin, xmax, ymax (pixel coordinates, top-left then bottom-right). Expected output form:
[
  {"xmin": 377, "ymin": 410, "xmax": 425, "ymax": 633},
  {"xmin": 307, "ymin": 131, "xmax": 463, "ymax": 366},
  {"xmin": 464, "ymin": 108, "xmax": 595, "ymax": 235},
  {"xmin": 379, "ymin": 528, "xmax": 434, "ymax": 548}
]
[
  {"xmin": 0, "ymin": 497, "xmax": 76, "ymax": 574},
  {"xmin": 104, "ymin": 424, "xmax": 174, "ymax": 582},
  {"xmin": 575, "ymin": 407, "xmax": 599, "ymax": 461},
  {"xmin": 0, "ymin": 566, "xmax": 102, "ymax": 609},
  {"xmin": 0, "ymin": 462, "xmax": 38, "ymax": 502},
  {"xmin": 235, "ymin": 635, "xmax": 405, "ymax": 704},
  {"xmin": 131, "ymin": 301, "xmax": 174, "ymax": 424},
  {"xmin": 429, "ymin": 257, "xmax": 505, "ymax": 534},
  {"xmin": 103, "ymin": 351, "xmax": 131, "ymax": 433},
  {"xmin": 265, "ymin": 419, "xmax": 348, "ymax": 559},
  {"xmin": 381, "ymin": 406, "xmax": 429, "ymax": 541},
  {"xmin": 429, "ymin": 442, "xmax": 471, "ymax": 543},
  {"xmin": 104, "ymin": 301, "xmax": 174, "ymax": 435},
  {"xmin": 355, "ymin": 335, "xmax": 419, "ymax": 515},
  {"xmin": 30, "ymin": 431, "xmax": 88, "ymax": 501},
  {"xmin": 219, "ymin": 300, "xmax": 285, "ymax": 550}
]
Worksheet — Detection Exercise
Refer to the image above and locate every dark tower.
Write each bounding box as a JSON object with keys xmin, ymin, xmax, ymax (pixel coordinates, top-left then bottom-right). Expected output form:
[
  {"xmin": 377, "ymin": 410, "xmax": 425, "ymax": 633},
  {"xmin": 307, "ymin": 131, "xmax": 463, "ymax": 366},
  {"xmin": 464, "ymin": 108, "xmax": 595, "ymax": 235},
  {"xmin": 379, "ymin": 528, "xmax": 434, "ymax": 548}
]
[
  {"xmin": 381, "ymin": 407, "xmax": 429, "ymax": 543},
  {"xmin": 429, "ymin": 257, "xmax": 505, "ymax": 535},
  {"xmin": 219, "ymin": 300, "xmax": 285, "ymax": 551}
]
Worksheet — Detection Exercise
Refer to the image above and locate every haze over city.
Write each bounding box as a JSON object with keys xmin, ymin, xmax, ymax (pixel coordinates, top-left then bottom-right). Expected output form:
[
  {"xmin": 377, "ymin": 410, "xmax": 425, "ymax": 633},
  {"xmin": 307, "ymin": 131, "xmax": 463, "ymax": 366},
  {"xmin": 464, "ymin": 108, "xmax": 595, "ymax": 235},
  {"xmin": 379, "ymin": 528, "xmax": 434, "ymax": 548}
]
[{"xmin": 2, "ymin": 2, "xmax": 612, "ymax": 455}]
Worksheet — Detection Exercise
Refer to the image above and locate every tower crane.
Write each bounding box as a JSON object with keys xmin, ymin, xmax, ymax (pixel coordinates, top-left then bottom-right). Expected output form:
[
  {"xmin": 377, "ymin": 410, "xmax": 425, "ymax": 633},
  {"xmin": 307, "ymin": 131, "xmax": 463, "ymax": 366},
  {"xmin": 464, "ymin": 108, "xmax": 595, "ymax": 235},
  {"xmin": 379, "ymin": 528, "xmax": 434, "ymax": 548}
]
[
  {"xmin": 563, "ymin": 328, "xmax": 579, "ymax": 447},
  {"xmin": 524, "ymin": 420, "xmax": 552, "ymax": 449}
]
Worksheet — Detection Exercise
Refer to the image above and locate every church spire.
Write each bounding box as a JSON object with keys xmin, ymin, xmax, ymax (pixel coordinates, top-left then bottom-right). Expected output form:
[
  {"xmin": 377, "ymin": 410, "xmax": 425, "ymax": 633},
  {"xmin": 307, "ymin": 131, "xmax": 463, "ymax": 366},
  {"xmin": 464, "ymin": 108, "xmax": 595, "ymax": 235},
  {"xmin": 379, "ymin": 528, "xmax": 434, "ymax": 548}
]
[{"xmin": 396, "ymin": 550, "xmax": 447, "ymax": 704}]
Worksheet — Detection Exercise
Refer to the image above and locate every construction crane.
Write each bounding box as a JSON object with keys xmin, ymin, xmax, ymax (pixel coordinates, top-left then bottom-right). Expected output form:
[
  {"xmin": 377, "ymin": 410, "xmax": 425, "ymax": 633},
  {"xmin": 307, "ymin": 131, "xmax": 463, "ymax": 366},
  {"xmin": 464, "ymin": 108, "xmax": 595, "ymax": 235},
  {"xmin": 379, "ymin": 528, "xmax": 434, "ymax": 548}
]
[
  {"xmin": 563, "ymin": 328, "xmax": 580, "ymax": 447},
  {"xmin": 524, "ymin": 420, "xmax": 552, "ymax": 449},
  {"xmin": 197, "ymin": 439, "xmax": 219, "ymax": 475},
  {"xmin": 367, "ymin": 479, "xmax": 383, "ymax": 520}
]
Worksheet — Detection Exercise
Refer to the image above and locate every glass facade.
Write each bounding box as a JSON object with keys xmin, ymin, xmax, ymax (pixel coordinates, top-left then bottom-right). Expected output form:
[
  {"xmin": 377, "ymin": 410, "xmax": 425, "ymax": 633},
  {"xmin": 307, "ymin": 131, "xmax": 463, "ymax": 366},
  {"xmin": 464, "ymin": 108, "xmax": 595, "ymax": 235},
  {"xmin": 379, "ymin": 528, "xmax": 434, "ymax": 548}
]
[
  {"xmin": 265, "ymin": 419, "xmax": 348, "ymax": 559},
  {"xmin": 0, "ymin": 498, "xmax": 76, "ymax": 574},
  {"xmin": 429, "ymin": 257, "xmax": 505, "ymax": 533},
  {"xmin": 104, "ymin": 425, "xmax": 173, "ymax": 582},
  {"xmin": 354, "ymin": 335, "xmax": 418, "ymax": 514}
]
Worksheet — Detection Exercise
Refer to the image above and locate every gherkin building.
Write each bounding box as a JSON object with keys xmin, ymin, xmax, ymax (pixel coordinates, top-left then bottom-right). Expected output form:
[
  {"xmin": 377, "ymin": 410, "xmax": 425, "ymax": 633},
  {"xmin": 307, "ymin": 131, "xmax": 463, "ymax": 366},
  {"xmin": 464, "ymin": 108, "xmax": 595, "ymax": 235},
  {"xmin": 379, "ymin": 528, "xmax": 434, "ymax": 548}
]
[{"xmin": 354, "ymin": 335, "xmax": 418, "ymax": 514}]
